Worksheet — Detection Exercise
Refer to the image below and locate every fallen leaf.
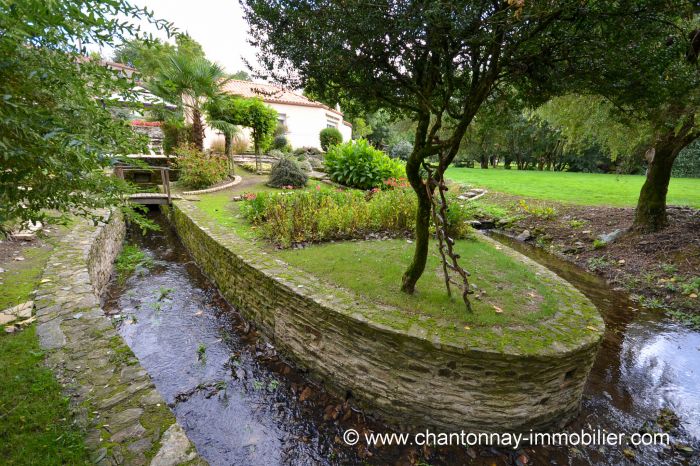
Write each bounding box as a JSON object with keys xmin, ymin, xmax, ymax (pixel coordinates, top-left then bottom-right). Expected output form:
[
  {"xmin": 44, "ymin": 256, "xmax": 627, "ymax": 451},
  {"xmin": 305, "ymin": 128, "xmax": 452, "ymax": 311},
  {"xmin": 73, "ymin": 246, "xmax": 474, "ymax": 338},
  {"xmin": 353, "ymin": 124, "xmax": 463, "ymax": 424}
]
[
  {"xmin": 690, "ymin": 293, "xmax": 698, "ymax": 299},
  {"xmin": 493, "ymin": 305, "xmax": 503, "ymax": 313},
  {"xmin": 299, "ymin": 386, "xmax": 313, "ymax": 402},
  {"xmin": 463, "ymin": 326, "xmax": 471, "ymax": 330}
]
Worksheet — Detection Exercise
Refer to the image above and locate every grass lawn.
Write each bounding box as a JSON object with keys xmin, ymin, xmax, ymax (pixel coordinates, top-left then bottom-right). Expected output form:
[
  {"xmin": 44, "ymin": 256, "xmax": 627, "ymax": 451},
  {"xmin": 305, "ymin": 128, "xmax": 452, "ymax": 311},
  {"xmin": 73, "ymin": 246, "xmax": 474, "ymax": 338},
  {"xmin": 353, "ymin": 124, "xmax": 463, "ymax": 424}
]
[
  {"xmin": 446, "ymin": 167, "xmax": 700, "ymax": 208},
  {"xmin": 275, "ymin": 237, "xmax": 563, "ymax": 327},
  {"xmin": 0, "ymin": 231, "xmax": 89, "ymax": 464}
]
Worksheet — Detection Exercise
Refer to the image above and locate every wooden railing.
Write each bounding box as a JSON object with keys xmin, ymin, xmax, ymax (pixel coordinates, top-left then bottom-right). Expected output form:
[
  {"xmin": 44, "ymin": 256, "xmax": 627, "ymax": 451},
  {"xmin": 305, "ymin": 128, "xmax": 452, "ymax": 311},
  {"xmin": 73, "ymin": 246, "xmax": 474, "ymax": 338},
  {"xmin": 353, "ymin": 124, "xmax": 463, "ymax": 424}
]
[{"xmin": 114, "ymin": 165, "xmax": 173, "ymax": 205}]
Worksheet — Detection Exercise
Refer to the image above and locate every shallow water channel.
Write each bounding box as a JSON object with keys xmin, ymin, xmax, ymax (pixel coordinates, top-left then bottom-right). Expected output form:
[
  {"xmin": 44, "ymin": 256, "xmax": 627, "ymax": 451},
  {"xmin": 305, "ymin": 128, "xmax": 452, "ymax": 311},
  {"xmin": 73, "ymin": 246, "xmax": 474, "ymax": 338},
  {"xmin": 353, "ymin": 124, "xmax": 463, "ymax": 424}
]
[{"xmin": 104, "ymin": 215, "xmax": 699, "ymax": 465}]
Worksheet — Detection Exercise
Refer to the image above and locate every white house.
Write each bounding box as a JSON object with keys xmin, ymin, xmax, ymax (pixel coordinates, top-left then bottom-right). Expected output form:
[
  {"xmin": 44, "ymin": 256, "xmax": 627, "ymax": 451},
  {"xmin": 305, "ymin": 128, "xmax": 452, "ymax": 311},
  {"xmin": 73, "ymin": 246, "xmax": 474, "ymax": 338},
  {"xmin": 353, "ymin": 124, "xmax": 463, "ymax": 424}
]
[{"xmin": 203, "ymin": 80, "xmax": 352, "ymax": 151}]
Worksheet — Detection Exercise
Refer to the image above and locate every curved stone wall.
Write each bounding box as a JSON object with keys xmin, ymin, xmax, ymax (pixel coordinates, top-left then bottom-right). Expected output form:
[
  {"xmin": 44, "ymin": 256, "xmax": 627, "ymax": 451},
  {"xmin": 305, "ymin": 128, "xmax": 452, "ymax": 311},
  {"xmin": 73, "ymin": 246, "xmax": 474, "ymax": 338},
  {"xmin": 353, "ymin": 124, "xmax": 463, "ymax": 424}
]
[{"xmin": 167, "ymin": 200, "xmax": 605, "ymax": 433}]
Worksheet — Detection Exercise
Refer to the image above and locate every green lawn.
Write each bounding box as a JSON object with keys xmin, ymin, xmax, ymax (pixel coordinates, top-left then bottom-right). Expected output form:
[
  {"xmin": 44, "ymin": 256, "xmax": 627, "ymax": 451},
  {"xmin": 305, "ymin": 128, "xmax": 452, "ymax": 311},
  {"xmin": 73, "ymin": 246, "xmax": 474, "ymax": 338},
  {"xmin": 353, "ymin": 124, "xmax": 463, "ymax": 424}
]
[
  {"xmin": 0, "ymin": 231, "xmax": 89, "ymax": 465},
  {"xmin": 276, "ymin": 238, "xmax": 563, "ymax": 327},
  {"xmin": 446, "ymin": 167, "xmax": 700, "ymax": 207}
]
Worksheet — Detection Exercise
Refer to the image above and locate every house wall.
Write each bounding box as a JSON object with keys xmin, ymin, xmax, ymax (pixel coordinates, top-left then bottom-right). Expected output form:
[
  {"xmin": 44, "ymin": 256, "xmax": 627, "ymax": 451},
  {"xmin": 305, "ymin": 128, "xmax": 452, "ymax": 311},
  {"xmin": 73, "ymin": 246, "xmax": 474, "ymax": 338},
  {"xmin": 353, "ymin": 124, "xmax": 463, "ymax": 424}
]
[{"xmin": 203, "ymin": 102, "xmax": 352, "ymax": 152}]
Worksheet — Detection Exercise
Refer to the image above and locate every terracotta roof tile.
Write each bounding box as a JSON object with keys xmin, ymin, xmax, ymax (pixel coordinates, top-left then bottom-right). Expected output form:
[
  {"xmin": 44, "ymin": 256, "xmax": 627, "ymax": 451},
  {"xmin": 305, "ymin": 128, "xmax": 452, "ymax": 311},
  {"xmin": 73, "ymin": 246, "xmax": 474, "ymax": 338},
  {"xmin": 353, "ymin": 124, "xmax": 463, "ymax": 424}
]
[{"xmin": 221, "ymin": 80, "xmax": 345, "ymax": 118}]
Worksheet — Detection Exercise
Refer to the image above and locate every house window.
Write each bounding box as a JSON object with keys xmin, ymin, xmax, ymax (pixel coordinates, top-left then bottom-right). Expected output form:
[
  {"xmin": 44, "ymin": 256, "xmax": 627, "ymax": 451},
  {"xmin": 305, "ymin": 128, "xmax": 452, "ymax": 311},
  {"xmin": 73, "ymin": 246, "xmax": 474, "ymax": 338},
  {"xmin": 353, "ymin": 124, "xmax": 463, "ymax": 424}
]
[{"xmin": 326, "ymin": 113, "xmax": 340, "ymax": 128}]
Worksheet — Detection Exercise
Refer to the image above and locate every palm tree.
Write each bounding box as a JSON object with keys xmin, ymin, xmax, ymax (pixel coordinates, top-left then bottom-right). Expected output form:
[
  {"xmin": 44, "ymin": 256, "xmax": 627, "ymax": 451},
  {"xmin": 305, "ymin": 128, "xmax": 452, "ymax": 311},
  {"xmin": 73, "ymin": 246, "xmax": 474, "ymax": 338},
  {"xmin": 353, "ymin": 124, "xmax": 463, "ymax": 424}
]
[{"xmin": 149, "ymin": 54, "xmax": 230, "ymax": 150}]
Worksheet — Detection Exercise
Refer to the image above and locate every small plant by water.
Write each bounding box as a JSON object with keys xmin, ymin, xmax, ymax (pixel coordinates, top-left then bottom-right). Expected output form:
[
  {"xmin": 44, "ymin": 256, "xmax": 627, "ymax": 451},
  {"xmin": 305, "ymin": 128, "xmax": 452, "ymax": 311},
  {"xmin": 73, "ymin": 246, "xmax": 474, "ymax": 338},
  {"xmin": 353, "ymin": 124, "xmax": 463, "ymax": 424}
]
[
  {"xmin": 115, "ymin": 244, "xmax": 153, "ymax": 285},
  {"xmin": 197, "ymin": 343, "xmax": 207, "ymax": 364},
  {"xmin": 157, "ymin": 286, "xmax": 174, "ymax": 301}
]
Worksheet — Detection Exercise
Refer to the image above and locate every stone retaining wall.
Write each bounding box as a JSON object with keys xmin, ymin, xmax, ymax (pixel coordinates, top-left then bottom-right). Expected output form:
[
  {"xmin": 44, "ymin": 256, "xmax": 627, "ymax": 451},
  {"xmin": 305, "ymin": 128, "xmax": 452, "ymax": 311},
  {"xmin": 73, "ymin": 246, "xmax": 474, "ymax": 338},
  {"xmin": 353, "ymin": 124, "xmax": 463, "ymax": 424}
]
[
  {"xmin": 35, "ymin": 211, "xmax": 203, "ymax": 465},
  {"xmin": 167, "ymin": 200, "xmax": 604, "ymax": 433}
]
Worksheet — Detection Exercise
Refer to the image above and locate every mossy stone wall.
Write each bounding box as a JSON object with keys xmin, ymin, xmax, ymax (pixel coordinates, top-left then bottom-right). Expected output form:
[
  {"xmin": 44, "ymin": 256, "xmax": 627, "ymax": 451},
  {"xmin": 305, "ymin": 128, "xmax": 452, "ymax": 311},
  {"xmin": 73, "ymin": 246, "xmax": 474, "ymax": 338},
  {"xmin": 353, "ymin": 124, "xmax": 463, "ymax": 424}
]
[{"xmin": 168, "ymin": 200, "xmax": 604, "ymax": 433}]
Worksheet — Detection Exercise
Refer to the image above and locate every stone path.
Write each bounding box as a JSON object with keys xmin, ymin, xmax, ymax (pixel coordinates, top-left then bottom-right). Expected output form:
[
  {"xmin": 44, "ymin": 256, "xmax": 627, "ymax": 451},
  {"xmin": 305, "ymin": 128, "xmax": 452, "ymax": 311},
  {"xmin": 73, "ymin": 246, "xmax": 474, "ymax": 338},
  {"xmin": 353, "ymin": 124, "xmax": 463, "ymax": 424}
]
[{"xmin": 34, "ymin": 214, "xmax": 204, "ymax": 465}]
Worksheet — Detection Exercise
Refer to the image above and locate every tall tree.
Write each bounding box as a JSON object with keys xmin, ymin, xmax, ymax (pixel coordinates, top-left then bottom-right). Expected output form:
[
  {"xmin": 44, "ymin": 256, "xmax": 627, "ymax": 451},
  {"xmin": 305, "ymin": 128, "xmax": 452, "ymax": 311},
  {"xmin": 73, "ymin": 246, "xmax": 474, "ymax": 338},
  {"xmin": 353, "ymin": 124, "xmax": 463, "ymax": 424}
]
[
  {"xmin": 242, "ymin": 0, "xmax": 682, "ymax": 296},
  {"xmin": 149, "ymin": 53, "xmax": 229, "ymax": 150},
  {"xmin": 547, "ymin": 11, "xmax": 699, "ymax": 232},
  {"xmin": 0, "ymin": 0, "xmax": 171, "ymax": 231}
]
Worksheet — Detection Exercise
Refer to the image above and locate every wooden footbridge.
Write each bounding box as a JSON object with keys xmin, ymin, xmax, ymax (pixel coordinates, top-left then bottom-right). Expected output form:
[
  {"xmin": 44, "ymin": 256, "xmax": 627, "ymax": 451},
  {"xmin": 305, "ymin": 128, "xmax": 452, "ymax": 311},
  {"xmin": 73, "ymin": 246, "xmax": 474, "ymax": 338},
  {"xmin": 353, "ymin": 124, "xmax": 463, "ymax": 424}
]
[{"xmin": 114, "ymin": 164, "xmax": 181, "ymax": 205}]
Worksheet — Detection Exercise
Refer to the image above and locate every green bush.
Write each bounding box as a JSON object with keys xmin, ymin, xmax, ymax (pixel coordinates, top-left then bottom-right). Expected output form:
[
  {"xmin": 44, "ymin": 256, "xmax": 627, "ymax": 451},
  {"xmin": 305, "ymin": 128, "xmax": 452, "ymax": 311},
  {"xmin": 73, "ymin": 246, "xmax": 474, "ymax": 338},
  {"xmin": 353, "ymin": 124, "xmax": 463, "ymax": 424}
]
[
  {"xmin": 162, "ymin": 121, "xmax": 192, "ymax": 155},
  {"xmin": 241, "ymin": 188, "xmax": 472, "ymax": 247},
  {"xmin": 319, "ymin": 127, "xmax": 343, "ymax": 151},
  {"xmin": 175, "ymin": 144, "xmax": 229, "ymax": 189},
  {"xmin": 268, "ymin": 157, "xmax": 308, "ymax": 188},
  {"xmin": 293, "ymin": 146, "xmax": 323, "ymax": 157},
  {"xmin": 324, "ymin": 139, "xmax": 405, "ymax": 189},
  {"xmin": 272, "ymin": 135, "xmax": 289, "ymax": 151},
  {"xmin": 389, "ymin": 140, "xmax": 413, "ymax": 160}
]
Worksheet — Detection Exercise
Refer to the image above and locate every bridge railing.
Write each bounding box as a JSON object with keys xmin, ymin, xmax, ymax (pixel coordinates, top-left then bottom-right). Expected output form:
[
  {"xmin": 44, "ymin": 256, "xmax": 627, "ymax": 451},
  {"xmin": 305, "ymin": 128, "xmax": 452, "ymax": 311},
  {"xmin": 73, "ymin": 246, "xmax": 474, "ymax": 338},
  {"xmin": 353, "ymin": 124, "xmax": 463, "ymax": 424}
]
[{"xmin": 114, "ymin": 165, "xmax": 172, "ymax": 204}]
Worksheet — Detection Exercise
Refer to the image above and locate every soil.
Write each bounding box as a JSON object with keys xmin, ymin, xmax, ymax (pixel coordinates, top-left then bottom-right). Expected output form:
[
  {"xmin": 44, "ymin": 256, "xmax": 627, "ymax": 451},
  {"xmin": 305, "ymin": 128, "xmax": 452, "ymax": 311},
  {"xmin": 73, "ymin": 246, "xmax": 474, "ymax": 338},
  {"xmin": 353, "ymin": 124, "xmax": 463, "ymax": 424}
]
[{"xmin": 479, "ymin": 192, "xmax": 700, "ymax": 319}]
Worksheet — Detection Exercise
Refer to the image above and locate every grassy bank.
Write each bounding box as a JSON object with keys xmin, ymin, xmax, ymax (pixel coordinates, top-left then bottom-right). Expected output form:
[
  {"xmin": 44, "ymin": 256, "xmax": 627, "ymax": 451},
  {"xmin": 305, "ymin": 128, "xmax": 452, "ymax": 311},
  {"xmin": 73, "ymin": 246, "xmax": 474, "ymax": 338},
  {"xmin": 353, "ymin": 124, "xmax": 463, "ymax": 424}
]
[
  {"xmin": 275, "ymin": 237, "xmax": 562, "ymax": 327},
  {"xmin": 0, "ymin": 231, "xmax": 89, "ymax": 464},
  {"xmin": 446, "ymin": 167, "xmax": 700, "ymax": 208}
]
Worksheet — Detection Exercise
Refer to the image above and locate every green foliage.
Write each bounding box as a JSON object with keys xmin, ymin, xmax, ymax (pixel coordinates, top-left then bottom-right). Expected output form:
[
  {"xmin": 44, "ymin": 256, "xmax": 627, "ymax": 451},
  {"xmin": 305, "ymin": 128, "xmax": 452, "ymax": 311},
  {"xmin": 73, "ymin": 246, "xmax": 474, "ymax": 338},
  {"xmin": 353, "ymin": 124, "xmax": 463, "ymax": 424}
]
[
  {"xmin": 148, "ymin": 53, "xmax": 229, "ymax": 150},
  {"xmin": 113, "ymin": 37, "xmax": 177, "ymax": 77},
  {"xmin": 672, "ymin": 140, "xmax": 700, "ymax": 178},
  {"xmin": 517, "ymin": 200, "xmax": 557, "ymax": 220},
  {"xmin": 324, "ymin": 139, "xmax": 405, "ymax": 189},
  {"xmin": 240, "ymin": 188, "xmax": 472, "ymax": 247},
  {"xmin": 161, "ymin": 120, "xmax": 193, "ymax": 154},
  {"xmin": 230, "ymin": 70, "xmax": 251, "ymax": 80},
  {"xmin": 0, "ymin": 0, "xmax": 167, "ymax": 228},
  {"xmin": 0, "ymin": 327, "xmax": 89, "ymax": 464},
  {"xmin": 268, "ymin": 157, "xmax": 308, "ymax": 188},
  {"xmin": 319, "ymin": 127, "xmax": 343, "ymax": 151},
  {"xmin": 175, "ymin": 144, "xmax": 229, "ymax": 189},
  {"xmin": 389, "ymin": 140, "xmax": 413, "ymax": 160},
  {"xmin": 351, "ymin": 117, "xmax": 372, "ymax": 139},
  {"xmin": 592, "ymin": 239, "xmax": 607, "ymax": 250},
  {"xmin": 205, "ymin": 96, "xmax": 277, "ymax": 155},
  {"xmin": 115, "ymin": 244, "xmax": 154, "ymax": 285},
  {"xmin": 272, "ymin": 135, "xmax": 289, "ymax": 151}
]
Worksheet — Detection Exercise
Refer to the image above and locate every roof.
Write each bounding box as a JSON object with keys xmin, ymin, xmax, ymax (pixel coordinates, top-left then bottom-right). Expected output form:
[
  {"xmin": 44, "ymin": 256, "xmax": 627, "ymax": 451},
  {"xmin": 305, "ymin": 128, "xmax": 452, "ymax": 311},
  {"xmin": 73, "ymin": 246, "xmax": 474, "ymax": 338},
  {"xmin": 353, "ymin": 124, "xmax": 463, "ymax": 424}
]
[{"xmin": 221, "ymin": 80, "xmax": 350, "ymax": 124}]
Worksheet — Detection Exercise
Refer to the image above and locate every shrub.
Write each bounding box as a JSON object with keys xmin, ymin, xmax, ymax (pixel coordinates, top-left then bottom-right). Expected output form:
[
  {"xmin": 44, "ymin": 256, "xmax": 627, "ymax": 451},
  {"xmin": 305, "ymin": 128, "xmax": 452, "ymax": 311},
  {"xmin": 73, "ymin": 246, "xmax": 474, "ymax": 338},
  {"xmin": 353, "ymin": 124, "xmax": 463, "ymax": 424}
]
[
  {"xmin": 389, "ymin": 140, "xmax": 413, "ymax": 160},
  {"xmin": 324, "ymin": 139, "xmax": 405, "ymax": 189},
  {"xmin": 231, "ymin": 136, "xmax": 250, "ymax": 154},
  {"xmin": 293, "ymin": 146, "xmax": 323, "ymax": 157},
  {"xmin": 267, "ymin": 149, "xmax": 285, "ymax": 159},
  {"xmin": 297, "ymin": 160, "xmax": 313, "ymax": 172},
  {"xmin": 241, "ymin": 188, "xmax": 473, "ymax": 247},
  {"xmin": 175, "ymin": 144, "xmax": 229, "ymax": 189},
  {"xmin": 319, "ymin": 127, "xmax": 342, "ymax": 150},
  {"xmin": 268, "ymin": 157, "xmax": 308, "ymax": 188},
  {"xmin": 162, "ymin": 121, "xmax": 192, "ymax": 155},
  {"xmin": 272, "ymin": 135, "xmax": 289, "ymax": 151},
  {"xmin": 209, "ymin": 138, "xmax": 226, "ymax": 154}
]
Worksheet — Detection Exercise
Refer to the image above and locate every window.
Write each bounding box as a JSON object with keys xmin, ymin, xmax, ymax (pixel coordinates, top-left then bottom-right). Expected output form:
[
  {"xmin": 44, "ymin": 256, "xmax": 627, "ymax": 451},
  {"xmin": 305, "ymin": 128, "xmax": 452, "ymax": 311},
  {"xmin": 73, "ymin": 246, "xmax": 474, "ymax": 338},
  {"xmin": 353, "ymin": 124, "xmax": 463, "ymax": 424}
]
[{"xmin": 326, "ymin": 113, "xmax": 340, "ymax": 128}]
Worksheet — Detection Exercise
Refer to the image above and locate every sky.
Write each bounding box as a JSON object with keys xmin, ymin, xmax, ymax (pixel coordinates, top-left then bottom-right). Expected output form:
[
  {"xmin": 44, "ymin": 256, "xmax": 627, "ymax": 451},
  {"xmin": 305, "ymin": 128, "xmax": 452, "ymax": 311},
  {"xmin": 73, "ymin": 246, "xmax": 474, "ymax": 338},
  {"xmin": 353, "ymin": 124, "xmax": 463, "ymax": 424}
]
[{"xmin": 92, "ymin": 0, "xmax": 258, "ymax": 74}]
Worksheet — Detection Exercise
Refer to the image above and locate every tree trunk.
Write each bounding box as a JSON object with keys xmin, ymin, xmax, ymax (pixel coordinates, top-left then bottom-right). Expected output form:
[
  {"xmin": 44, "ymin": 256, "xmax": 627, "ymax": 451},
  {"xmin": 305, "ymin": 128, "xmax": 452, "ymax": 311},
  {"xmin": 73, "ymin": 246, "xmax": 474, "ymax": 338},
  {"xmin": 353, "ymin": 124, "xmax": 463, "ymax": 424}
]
[
  {"xmin": 401, "ymin": 151, "xmax": 431, "ymax": 294},
  {"xmin": 480, "ymin": 153, "xmax": 488, "ymax": 169},
  {"xmin": 633, "ymin": 144, "xmax": 677, "ymax": 232},
  {"xmin": 192, "ymin": 108, "xmax": 205, "ymax": 151},
  {"xmin": 633, "ymin": 121, "xmax": 697, "ymax": 232}
]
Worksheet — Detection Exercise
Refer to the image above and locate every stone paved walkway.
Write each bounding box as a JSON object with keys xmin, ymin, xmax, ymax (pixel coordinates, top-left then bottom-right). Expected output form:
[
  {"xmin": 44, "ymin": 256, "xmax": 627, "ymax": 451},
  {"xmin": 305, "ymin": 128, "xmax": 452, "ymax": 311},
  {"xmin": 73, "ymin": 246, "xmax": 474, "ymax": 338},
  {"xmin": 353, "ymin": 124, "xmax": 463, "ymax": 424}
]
[{"xmin": 34, "ymin": 214, "xmax": 204, "ymax": 466}]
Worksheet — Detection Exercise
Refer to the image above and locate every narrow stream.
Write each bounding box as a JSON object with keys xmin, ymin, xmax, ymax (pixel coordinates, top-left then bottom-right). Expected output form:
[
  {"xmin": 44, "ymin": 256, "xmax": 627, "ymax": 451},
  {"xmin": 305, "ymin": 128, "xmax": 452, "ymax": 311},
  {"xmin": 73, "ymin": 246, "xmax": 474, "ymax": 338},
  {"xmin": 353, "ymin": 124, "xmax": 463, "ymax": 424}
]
[
  {"xmin": 489, "ymin": 233, "xmax": 700, "ymax": 465},
  {"xmin": 104, "ymin": 215, "xmax": 699, "ymax": 465}
]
